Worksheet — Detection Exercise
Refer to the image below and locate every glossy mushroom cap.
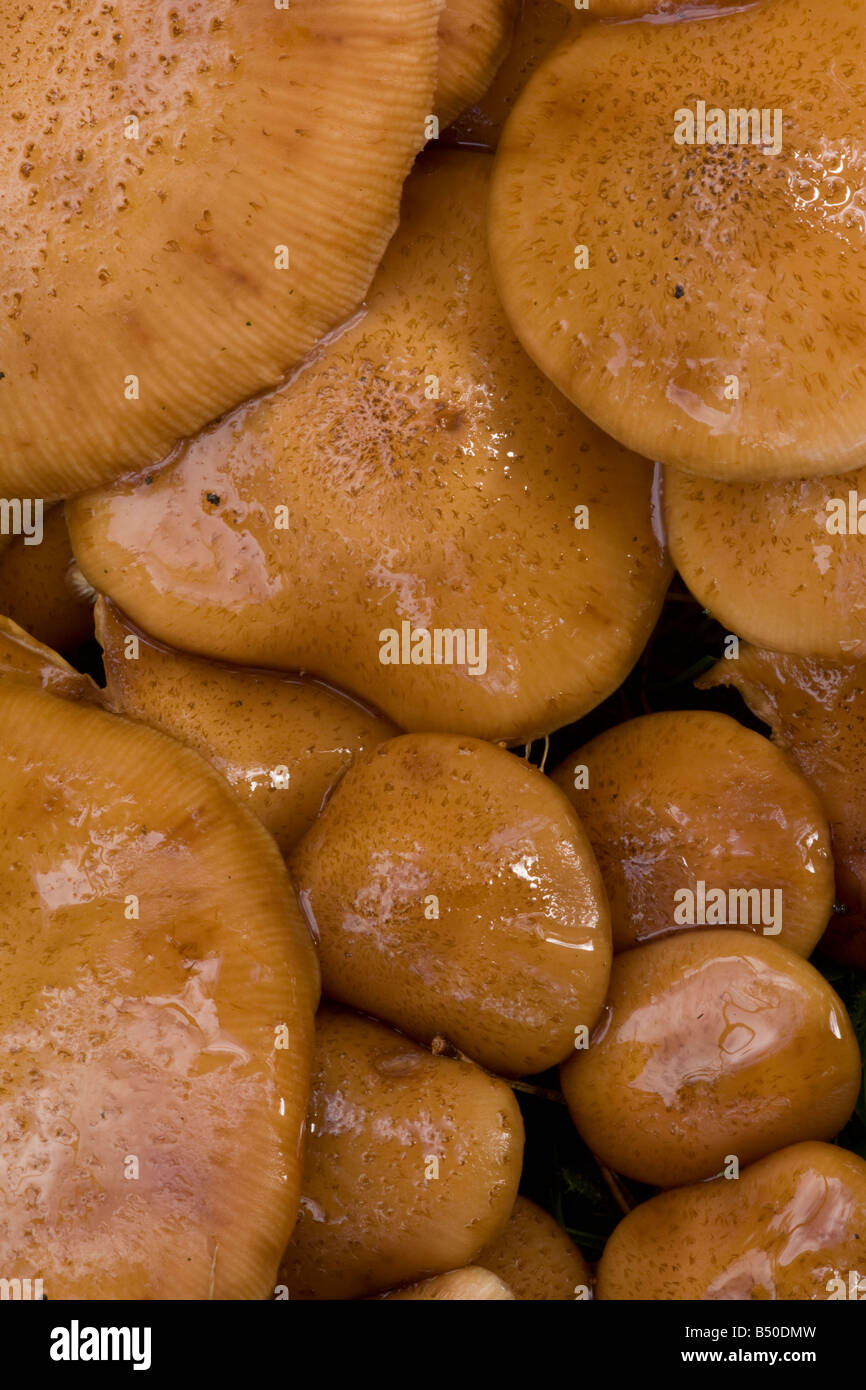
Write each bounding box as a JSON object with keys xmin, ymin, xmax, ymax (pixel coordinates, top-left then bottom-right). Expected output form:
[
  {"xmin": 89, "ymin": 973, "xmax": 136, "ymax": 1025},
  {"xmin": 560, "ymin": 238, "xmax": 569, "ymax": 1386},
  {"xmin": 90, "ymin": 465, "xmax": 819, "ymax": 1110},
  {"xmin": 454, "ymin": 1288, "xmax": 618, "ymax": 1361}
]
[
  {"xmin": 0, "ymin": 0, "xmax": 440, "ymax": 499},
  {"xmin": 489, "ymin": 0, "xmax": 866, "ymax": 480},
  {"xmin": 379, "ymin": 1268, "xmax": 516, "ymax": 1300},
  {"xmin": 278, "ymin": 1007, "xmax": 524, "ymax": 1300},
  {"xmin": 96, "ymin": 598, "xmax": 396, "ymax": 855},
  {"xmin": 664, "ymin": 461, "xmax": 866, "ymax": 660},
  {"xmin": 436, "ymin": 0, "xmax": 518, "ymax": 127},
  {"xmin": 0, "ymin": 615, "xmax": 101, "ymax": 702},
  {"xmin": 598, "ymin": 1142, "xmax": 866, "ymax": 1301},
  {"xmin": 699, "ymin": 645, "xmax": 866, "ymax": 969},
  {"xmin": 67, "ymin": 151, "xmax": 670, "ymax": 744},
  {"xmin": 551, "ymin": 710, "xmax": 834, "ymax": 956},
  {"xmin": 0, "ymin": 678, "xmax": 318, "ymax": 1297},
  {"xmin": 290, "ymin": 733, "xmax": 612, "ymax": 1077},
  {"xmin": 477, "ymin": 1196, "xmax": 592, "ymax": 1300},
  {"xmin": 0, "ymin": 506, "xmax": 92, "ymax": 651},
  {"xmin": 561, "ymin": 930, "xmax": 861, "ymax": 1188}
]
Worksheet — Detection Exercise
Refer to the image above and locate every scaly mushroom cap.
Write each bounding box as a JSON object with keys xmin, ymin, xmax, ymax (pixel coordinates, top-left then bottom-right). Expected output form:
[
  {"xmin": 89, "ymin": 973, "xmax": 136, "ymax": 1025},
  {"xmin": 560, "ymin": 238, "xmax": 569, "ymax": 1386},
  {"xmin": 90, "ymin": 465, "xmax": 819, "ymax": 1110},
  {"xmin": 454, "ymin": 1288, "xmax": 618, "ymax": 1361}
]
[
  {"xmin": 664, "ymin": 462, "xmax": 866, "ymax": 660},
  {"xmin": 489, "ymin": 0, "xmax": 866, "ymax": 480},
  {"xmin": 477, "ymin": 1196, "xmax": 591, "ymax": 1300},
  {"xmin": 0, "ymin": 506, "xmax": 93, "ymax": 651},
  {"xmin": 698, "ymin": 645, "xmax": 866, "ymax": 969},
  {"xmin": 598, "ymin": 1141, "xmax": 866, "ymax": 1301},
  {"xmin": 96, "ymin": 598, "xmax": 396, "ymax": 855},
  {"xmin": 278, "ymin": 1007, "xmax": 524, "ymax": 1301},
  {"xmin": 436, "ymin": 0, "xmax": 519, "ymax": 127},
  {"xmin": 560, "ymin": 930, "xmax": 861, "ymax": 1188},
  {"xmin": 379, "ymin": 1268, "xmax": 516, "ymax": 1300},
  {"xmin": 551, "ymin": 710, "xmax": 834, "ymax": 956},
  {"xmin": 290, "ymin": 734, "xmax": 612, "ymax": 1077},
  {"xmin": 0, "ymin": 678, "xmax": 319, "ymax": 1298},
  {"xmin": 67, "ymin": 151, "xmax": 670, "ymax": 743},
  {"xmin": 0, "ymin": 0, "xmax": 441, "ymax": 500}
]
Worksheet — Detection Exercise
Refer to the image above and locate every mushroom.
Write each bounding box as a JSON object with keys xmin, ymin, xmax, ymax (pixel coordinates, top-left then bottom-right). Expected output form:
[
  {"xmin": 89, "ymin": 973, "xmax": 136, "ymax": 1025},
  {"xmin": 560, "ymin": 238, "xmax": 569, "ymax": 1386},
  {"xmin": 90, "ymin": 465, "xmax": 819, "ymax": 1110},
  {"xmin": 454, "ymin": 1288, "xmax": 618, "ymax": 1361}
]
[
  {"xmin": 488, "ymin": 0, "xmax": 866, "ymax": 479},
  {"xmin": 289, "ymin": 733, "xmax": 612, "ymax": 1077},
  {"xmin": 598, "ymin": 1141, "xmax": 866, "ymax": 1301},
  {"xmin": 278, "ymin": 1006, "xmax": 524, "ymax": 1301},
  {"xmin": 0, "ymin": 0, "xmax": 441, "ymax": 500},
  {"xmin": 550, "ymin": 710, "xmax": 834, "ymax": 957},
  {"xmin": 0, "ymin": 506, "xmax": 93, "ymax": 652},
  {"xmin": 664, "ymin": 460, "xmax": 866, "ymax": 661},
  {"xmin": 551, "ymin": 0, "xmax": 720, "ymax": 14},
  {"xmin": 435, "ymin": 0, "xmax": 519, "ymax": 128},
  {"xmin": 476, "ymin": 1196, "xmax": 592, "ymax": 1300},
  {"xmin": 560, "ymin": 929, "xmax": 861, "ymax": 1188},
  {"xmin": 0, "ymin": 673, "xmax": 319, "ymax": 1297},
  {"xmin": 379, "ymin": 1268, "xmax": 516, "ymax": 1300},
  {"xmin": 96, "ymin": 597, "xmax": 396, "ymax": 856},
  {"xmin": 67, "ymin": 150, "xmax": 671, "ymax": 744},
  {"xmin": 699, "ymin": 644, "xmax": 866, "ymax": 969}
]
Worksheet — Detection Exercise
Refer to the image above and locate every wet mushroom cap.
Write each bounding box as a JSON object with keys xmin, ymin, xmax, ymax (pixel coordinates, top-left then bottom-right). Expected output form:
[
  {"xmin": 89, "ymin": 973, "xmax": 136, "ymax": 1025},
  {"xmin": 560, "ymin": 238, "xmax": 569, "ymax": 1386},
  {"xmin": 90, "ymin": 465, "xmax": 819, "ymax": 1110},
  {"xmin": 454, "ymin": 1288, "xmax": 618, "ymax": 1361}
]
[
  {"xmin": 664, "ymin": 461, "xmax": 866, "ymax": 661},
  {"xmin": 67, "ymin": 151, "xmax": 670, "ymax": 744},
  {"xmin": 379, "ymin": 1268, "xmax": 516, "ymax": 1300},
  {"xmin": 0, "ymin": 0, "xmax": 440, "ymax": 499},
  {"xmin": 278, "ymin": 1007, "xmax": 524, "ymax": 1301},
  {"xmin": 96, "ymin": 598, "xmax": 397, "ymax": 856},
  {"xmin": 597, "ymin": 1141, "xmax": 866, "ymax": 1301},
  {"xmin": 551, "ymin": 709, "xmax": 835, "ymax": 957},
  {"xmin": 476, "ymin": 1196, "xmax": 591, "ymax": 1300},
  {"xmin": 560, "ymin": 929, "xmax": 861, "ymax": 1188},
  {"xmin": 488, "ymin": 0, "xmax": 866, "ymax": 480},
  {"xmin": 699, "ymin": 645, "xmax": 866, "ymax": 970},
  {"xmin": 0, "ymin": 615, "xmax": 102, "ymax": 702},
  {"xmin": 0, "ymin": 506, "xmax": 93, "ymax": 652},
  {"xmin": 290, "ymin": 733, "xmax": 612, "ymax": 1077},
  {"xmin": 0, "ymin": 679, "xmax": 318, "ymax": 1298},
  {"xmin": 435, "ymin": 0, "xmax": 519, "ymax": 127}
]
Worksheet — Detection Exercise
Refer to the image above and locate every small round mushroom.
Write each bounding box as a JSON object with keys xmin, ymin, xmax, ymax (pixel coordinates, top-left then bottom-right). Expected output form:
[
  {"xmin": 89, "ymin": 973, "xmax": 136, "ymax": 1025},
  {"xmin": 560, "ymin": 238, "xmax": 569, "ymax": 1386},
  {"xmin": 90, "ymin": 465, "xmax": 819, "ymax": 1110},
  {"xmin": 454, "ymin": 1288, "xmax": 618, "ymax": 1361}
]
[
  {"xmin": 0, "ymin": 0, "xmax": 441, "ymax": 499},
  {"xmin": 699, "ymin": 644, "xmax": 866, "ymax": 969},
  {"xmin": 598, "ymin": 1141, "xmax": 866, "ymax": 1301},
  {"xmin": 0, "ymin": 677, "xmax": 319, "ymax": 1298},
  {"xmin": 664, "ymin": 461, "xmax": 866, "ymax": 661},
  {"xmin": 67, "ymin": 151, "xmax": 670, "ymax": 743},
  {"xmin": 560, "ymin": 929, "xmax": 861, "ymax": 1188},
  {"xmin": 290, "ymin": 733, "xmax": 612, "ymax": 1077},
  {"xmin": 0, "ymin": 506, "xmax": 93, "ymax": 652},
  {"xmin": 435, "ymin": 0, "xmax": 519, "ymax": 127},
  {"xmin": 488, "ymin": 0, "xmax": 866, "ymax": 479},
  {"xmin": 476, "ymin": 1196, "xmax": 592, "ymax": 1300},
  {"xmin": 278, "ymin": 1007, "xmax": 524, "ymax": 1301},
  {"xmin": 550, "ymin": 710, "xmax": 834, "ymax": 957},
  {"xmin": 96, "ymin": 598, "xmax": 396, "ymax": 855},
  {"xmin": 379, "ymin": 1268, "xmax": 516, "ymax": 1300}
]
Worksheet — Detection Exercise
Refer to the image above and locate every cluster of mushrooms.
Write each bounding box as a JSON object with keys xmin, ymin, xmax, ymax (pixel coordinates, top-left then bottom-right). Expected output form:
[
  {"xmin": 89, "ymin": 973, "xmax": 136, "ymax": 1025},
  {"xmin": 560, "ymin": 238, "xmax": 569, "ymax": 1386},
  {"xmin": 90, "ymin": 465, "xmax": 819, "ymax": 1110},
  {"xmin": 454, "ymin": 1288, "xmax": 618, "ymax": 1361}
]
[{"xmin": 2, "ymin": 0, "xmax": 866, "ymax": 1302}]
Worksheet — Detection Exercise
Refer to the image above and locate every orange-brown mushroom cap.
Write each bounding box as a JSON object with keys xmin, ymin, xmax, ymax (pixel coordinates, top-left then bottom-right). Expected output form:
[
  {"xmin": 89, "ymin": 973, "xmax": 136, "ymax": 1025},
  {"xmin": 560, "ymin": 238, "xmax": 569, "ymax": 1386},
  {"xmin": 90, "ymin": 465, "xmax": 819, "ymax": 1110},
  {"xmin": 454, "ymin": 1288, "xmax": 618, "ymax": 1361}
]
[
  {"xmin": 0, "ymin": 506, "xmax": 93, "ymax": 652},
  {"xmin": 476, "ymin": 1196, "xmax": 592, "ymax": 1300},
  {"xmin": 0, "ymin": 679, "xmax": 319, "ymax": 1298},
  {"xmin": 436, "ymin": 0, "xmax": 519, "ymax": 128},
  {"xmin": 489, "ymin": 0, "xmax": 866, "ymax": 480},
  {"xmin": 0, "ymin": 0, "xmax": 441, "ymax": 500},
  {"xmin": 67, "ymin": 151, "xmax": 670, "ymax": 744}
]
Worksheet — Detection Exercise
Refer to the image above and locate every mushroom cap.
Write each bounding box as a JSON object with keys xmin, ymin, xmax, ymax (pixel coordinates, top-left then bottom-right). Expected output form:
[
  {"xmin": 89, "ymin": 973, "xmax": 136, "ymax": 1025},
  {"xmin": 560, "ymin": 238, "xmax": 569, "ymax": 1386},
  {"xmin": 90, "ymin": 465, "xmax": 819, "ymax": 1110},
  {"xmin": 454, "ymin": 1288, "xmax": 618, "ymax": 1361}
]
[
  {"xmin": 551, "ymin": 0, "xmax": 719, "ymax": 14},
  {"xmin": 67, "ymin": 151, "xmax": 670, "ymax": 744},
  {"xmin": 96, "ymin": 598, "xmax": 396, "ymax": 856},
  {"xmin": 488, "ymin": 0, "xmax": 866, "ymax": 480},
  {"xmin": 278, "ymin": 1006, "xmax": 524, "ymax": 1301},
  {"xmin": 551, "ymin": 709, "xmax": 834, "ymax": 956},
  {"xmin": 664, "ymin": 462, "xmax": 866, "ymax": 660},
  {"xmin": 560, "ymin": 929, "xmax": 861, "ymax": 1188},
  {"xmin": 379, "ymin": 1268, "xmax": 516, "ymax": 1300},
  {"xmin": 0, "ymin": 614, "xmax": 101, "ymax": 702},
  {"xmin": 597, "ymin": 1141, "xmax": 866, "ymax": 1300},
  {"xmin": 436, "ymin": 0, "xmax": 519, "ymax": 127},
  {"xmin": 0, "ymin": 506, "xmax": 93, "ymax": 651},
  {"xmin": 290, "ymin": 733, "xmax": 612, "ymax": 1077},
  {"xmin": 698, "ymin": 645, "xmax": 866, "ymax": 969},
  {"xmin": 0, "ymin": 678, "xmax": 318, "ymax": 1297},
  {"xmin": 476, "ymin": 1196, "xmax": 591, "ymax": 1300},
  {"xmin": 0, "ymin": 0, "xmax": 441, "ymax": 500}
]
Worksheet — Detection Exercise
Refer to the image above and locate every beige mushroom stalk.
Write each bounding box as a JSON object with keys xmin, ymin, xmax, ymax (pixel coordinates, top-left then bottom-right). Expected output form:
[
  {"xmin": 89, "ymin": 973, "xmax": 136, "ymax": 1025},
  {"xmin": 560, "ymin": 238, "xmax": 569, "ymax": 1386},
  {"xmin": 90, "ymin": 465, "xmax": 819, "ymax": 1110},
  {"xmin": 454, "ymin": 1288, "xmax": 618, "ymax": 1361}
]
[
  {"xmin": 68, "ymin": 151, "xmax": 670, "ymax": 743},
  {"xmin": 379, "ymin": 1269, "xmax": 516, "ymax": 1300},
  {"xmin": 489, "ymin": 0, "xmax": 866, "ymax": 480},
  {"xmin": 0, "ymin": 0, "xmax": 441, "ymax": 499}
]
